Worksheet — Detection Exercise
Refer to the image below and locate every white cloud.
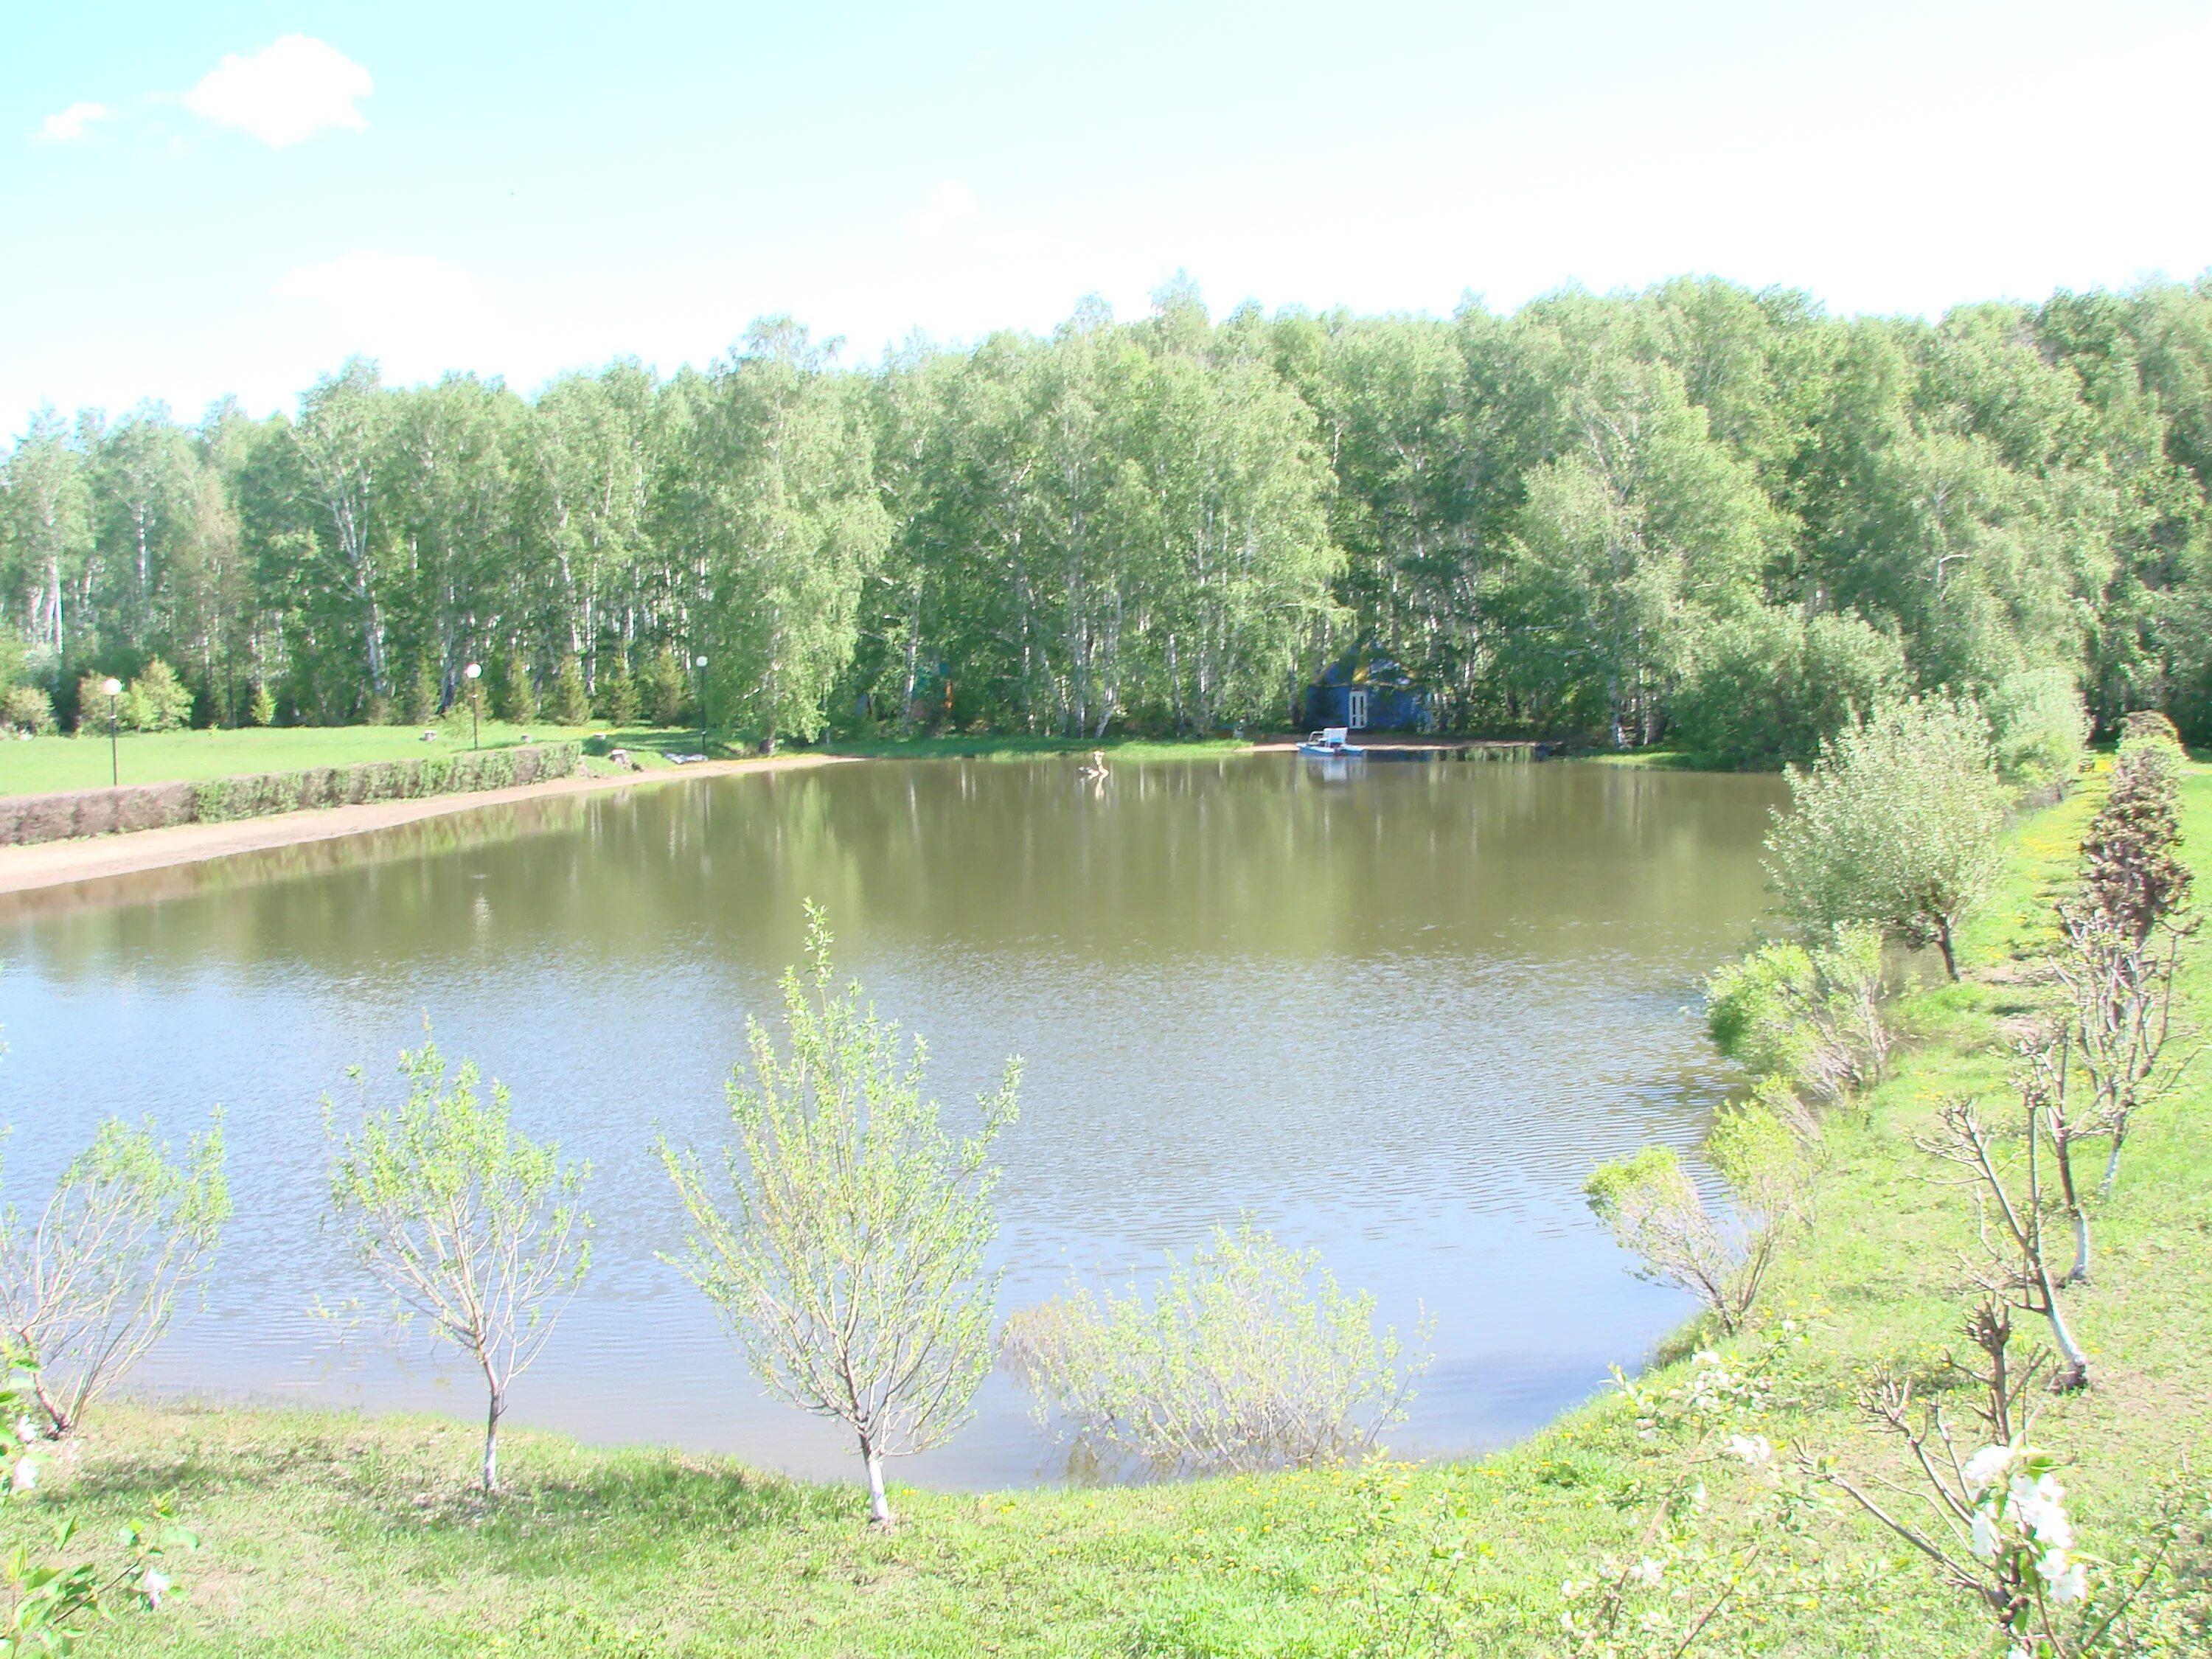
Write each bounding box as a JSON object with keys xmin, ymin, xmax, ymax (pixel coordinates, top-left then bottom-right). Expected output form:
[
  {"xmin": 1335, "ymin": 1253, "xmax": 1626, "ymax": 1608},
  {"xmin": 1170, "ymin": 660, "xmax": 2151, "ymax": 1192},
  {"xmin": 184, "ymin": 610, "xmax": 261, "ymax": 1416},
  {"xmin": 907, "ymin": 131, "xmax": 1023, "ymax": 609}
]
[
  {"xmin": 184, "ymin": 36, "xmax": 372, "ymax": 148},
  {"xmin": 905, "ymin": 181, "xmax": 980, "ymax": 237},
  {"xmin": 37, "ymin": 102, "xmax": 110, "ymax": 143}
]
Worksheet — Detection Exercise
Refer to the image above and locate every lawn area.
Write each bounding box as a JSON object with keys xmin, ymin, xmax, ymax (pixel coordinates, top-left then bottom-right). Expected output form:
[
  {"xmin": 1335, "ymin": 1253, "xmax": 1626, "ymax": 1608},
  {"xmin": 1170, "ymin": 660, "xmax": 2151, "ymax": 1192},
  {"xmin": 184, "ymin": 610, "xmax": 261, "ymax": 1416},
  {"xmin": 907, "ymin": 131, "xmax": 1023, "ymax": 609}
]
[
  {"xmin": 14, "ymin": 762, "xmax": 2211, "ymax": 1656},
  {"xmin": 0, "ymin": 721, "xmax": 712, "ymax": 799},
  {"xmin": 817, "ymin": 732, "xmax": 1253, "ymax": 761},
  {"xmin": 0, "ymin": 726, "xmax": 1258, "ymax": 798}
]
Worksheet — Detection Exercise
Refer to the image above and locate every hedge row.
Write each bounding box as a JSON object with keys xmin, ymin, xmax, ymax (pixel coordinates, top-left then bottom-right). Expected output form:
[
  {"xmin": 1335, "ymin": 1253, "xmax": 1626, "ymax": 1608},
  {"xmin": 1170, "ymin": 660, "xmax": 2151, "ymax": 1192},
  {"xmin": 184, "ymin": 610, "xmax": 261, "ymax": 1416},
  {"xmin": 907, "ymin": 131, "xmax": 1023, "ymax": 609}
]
[{"xmin": 0, "ymin": 742, "xmax": 582, "ymax": 847}]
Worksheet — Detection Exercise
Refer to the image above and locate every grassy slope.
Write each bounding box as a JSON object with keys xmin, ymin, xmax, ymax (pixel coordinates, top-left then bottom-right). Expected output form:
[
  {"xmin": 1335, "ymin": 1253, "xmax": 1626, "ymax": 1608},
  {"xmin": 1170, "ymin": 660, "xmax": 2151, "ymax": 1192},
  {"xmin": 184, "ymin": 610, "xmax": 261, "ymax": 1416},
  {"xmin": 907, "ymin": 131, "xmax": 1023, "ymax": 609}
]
[{"xmin": 23, "ymin": 768, "xmax": 2211, "ymax": 1658}]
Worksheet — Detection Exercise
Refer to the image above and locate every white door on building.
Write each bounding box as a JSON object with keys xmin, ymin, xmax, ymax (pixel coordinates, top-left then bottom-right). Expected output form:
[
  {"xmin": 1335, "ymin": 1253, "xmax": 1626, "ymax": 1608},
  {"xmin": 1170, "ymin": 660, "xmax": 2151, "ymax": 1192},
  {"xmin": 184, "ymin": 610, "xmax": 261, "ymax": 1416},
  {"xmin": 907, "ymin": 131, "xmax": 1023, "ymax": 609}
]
[{"xmin": 1347, "ymin": 688, "xmax": 1370, "ymax": 729}]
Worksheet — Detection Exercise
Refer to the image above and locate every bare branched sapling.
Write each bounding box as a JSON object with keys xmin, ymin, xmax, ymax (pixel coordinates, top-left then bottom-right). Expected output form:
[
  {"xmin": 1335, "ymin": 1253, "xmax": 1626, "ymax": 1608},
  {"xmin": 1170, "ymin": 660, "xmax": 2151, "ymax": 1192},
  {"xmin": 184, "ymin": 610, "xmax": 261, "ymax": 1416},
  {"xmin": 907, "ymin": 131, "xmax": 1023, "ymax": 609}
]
[
  {"xmin": 1810, "ymin": 1301, "xmax": 2188, "ymax": 1657},
  {"xmin": 1921, "ymin": 1098, "xmax": 2090, "ymax": 1391},
  {"xmin": 0, "ymin": 1116, "xmax": 229, "ymax": 1437},
  {"xmin": 327, "ymin": 1038, "xmax": 593, "ymax": 1492}
]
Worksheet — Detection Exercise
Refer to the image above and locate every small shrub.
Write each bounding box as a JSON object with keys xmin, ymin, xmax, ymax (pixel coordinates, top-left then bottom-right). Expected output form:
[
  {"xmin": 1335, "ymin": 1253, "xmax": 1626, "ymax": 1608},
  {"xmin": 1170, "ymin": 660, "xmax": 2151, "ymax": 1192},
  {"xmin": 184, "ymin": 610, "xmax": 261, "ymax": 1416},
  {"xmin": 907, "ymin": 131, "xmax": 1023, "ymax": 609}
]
[
  {"xmin": 1, "ymin": 686, "xmax": 55, "ymax": 736},
  {"xmin": 125, "ymin": 660, "xmax": 193, "ymax": 733},
  {"xmin": 247, "ymin": 681, "xmax": 275, "ymax": 726},
  {"xmin": 1004, "ymin": 1222, "xmax": 1430, "ymax": 1476},
  {"xmin": 327, "ymin": 1037, "xmax": 592, "ymax": 1492},
  {"xmin": 598, "ymin": 664, "xmax": 639, "ymax": 726},
  {"xmin": 403, "ymin": 655, "xmax": 439, "ymax": 725},
  {"xmin": 1767, "ymin": 695, "xmax": 2008, "ymax": 978},
  {"xmin": 1584, "ymin": 1111, "xmax": 1809, "ymax": 1338},
  {"xmin": 660, "ymin": 908, "xmax": 1018, "ymax": 1528},
  {"xmin": 2082, "ymin": 737, "xmax": 2191, "ymax": 942},
  {"xmin": 1990, "ymin": 667, "xmax": 2090, "ymax": 787},
  {"xmin": 73, "ymin": 672, "xmax": 122, "ymax": 735},
  {"xmin": 1705, "ymin": 923, "xmax": 1891, "ymax": 1105},
  {"xmin": 498, "ymin": 647, "xmax": 538, "ymax": 723},
  {"xmin": 644, "ymin": 647, "xmax": 689, "ymax": 726},
  {"xmin": 0, "ymin": 1116, "xmax": 229, "ymax": 1437},
  {"xmin": 549, "ymin": 655, "xmax": 591, "ymax": 726}
]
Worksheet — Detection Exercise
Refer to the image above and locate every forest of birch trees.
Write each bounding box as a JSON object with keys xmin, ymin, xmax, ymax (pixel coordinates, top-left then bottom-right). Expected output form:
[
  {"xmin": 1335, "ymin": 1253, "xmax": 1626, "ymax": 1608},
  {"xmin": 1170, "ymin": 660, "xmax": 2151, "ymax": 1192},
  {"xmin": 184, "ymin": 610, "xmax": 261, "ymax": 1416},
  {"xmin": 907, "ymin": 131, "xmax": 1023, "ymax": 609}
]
[{"xmin": 8, "ymin": 274, "xmax": 2212, "ymax": 760}]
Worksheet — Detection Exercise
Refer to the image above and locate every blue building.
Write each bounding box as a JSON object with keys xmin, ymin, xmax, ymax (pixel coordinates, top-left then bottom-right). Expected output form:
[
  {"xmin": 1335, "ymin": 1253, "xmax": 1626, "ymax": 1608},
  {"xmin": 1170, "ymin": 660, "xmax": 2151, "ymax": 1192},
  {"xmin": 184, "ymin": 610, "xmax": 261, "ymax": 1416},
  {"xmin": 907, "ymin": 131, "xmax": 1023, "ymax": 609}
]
[{"xmin": 1301, "ymin": 649, "xmax": 1430, "ymax": 732}]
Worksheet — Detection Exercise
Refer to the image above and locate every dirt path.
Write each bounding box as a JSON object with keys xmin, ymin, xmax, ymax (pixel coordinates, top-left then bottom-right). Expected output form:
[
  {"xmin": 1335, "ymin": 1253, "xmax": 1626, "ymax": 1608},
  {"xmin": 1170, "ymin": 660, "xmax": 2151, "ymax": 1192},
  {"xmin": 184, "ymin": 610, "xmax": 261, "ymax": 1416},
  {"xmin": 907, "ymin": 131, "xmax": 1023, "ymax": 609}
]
[{"xmin": 0, "ymin": 754, "xmax": 855, "ymax": 897}]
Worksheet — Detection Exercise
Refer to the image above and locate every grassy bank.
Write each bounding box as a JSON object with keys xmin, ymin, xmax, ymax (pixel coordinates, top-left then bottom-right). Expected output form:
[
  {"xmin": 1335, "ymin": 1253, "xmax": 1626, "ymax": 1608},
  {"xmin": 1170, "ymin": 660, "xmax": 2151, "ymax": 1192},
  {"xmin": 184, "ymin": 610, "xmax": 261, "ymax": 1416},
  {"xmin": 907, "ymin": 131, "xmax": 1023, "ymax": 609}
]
[
  {"xmin": 0, "ymin": 723, "xmax": 610, "ymax": 799},
  {"xmin": 0, "ymin": 727, "xmax": 1259, "ymax": 799},
  {"xmin": 818, "ymin": 733, "xmax": 1253, "ymax": 761},
  {"xmin": 18, "ymin": 768, "xmax": 2211, "ymax": 1657}
]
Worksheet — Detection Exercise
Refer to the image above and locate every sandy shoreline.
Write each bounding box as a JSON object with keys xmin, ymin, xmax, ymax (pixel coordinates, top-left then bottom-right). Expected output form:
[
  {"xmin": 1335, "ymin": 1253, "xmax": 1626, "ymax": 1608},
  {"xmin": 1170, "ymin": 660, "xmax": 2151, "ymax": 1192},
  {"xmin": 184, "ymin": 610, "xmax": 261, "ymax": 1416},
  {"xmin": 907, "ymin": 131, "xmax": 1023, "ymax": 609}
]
[{"xmin": 0, "ymin": 753, "xmax": 855, "ymax": 898}]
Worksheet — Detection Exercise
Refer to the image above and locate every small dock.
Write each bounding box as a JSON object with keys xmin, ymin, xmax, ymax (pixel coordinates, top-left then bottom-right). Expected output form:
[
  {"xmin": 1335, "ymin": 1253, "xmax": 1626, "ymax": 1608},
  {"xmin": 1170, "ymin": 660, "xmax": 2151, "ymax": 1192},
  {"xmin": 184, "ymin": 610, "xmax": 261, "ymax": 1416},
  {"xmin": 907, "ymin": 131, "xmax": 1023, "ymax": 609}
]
[{"xmin": 1254, "ymin": 735, "xmax": 1549, "ymax": 761}]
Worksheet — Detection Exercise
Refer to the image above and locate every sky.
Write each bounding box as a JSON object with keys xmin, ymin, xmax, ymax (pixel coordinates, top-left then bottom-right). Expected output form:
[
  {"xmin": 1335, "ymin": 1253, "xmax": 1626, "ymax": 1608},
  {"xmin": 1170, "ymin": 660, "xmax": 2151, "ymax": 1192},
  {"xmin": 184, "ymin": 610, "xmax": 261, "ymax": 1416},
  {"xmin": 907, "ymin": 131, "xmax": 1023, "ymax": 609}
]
[{"xmin": 7, "ymin": 0, "xmax": 2211, "ymax": 429}]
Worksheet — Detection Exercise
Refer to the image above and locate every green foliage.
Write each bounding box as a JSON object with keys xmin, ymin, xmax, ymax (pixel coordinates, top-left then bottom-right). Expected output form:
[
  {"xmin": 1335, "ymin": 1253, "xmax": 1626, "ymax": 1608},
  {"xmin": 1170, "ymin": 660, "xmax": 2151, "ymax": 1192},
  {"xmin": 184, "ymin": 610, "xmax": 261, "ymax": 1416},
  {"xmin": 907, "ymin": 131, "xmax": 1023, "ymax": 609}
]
[
  {"xmin": 1582, "ymin": 1126, "xmax": 1804, "ymax": 1337},
  {"xmin": 547, "ymin": 654, "xmax": 590, "ymax": 726},
  {"xmin": 246, "ymin": 681, "xmax": 274, "ymax": 727},
  {"xmin": 0, "ymin": 686, "xmax": 54, "ymax": 736},
  {"xmin": 1004, "ymin": 1221, "xmax": 1430, "ymax": 1477},
  {"xmin": 0, "ymin": 1116, "xmax": 229, "ymax": 1437},
  {"xmin": 1767, "ymin": 694, "xmax": 2008, "ymax": 977},
  {"xmin": 327, "ymin": 1037, "xmax": 593, "ymax": 1492},
  {"xmin": 597, "ymin": 662, "xmax": 639, "ymax": 726},
  {"xmin": 1670, "ymin": 607, "xmax": 1907, "ymax": 768},
  {"xmin": 1, "ymin": 1378, "xmax": 193, "ymax": 1655},
  {"xmin": 642, "ymin": 647, "xmax": 689, "ymax": 726},
  {"xmin": 403, "ymin": 655, "xmax": 439, "ymax": 726},
  {"xmin": 70, "ymin": 674, "xmax": 116, "ymax": 736},
  {"xmin": 1991, "ymin": 666, "xmax": 2091, "ymax": 785},
  {"xmin": 496, "ymin": 647, "xmax": 538, "ymax": 724},
  {"xmin": 122, "ymin": 659, "xmax": 193, "ymax": 733},
  {"xmin": 658, "ymin": 906, "xmax": 1018, "ymax": 1526},
  {"xmin": 1704, "ymin": 922, "xmax": 1891, "ymax": 1103},
  {"xmin": 185, "ymin": 742, "xmax": 581, "ymax": 825}
]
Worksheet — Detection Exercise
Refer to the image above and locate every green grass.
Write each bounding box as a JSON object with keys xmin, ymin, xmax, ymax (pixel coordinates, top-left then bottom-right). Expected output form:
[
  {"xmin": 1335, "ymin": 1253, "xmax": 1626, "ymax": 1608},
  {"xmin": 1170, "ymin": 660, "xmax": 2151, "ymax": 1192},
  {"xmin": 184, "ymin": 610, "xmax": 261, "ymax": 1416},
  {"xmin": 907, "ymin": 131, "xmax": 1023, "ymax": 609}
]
[
  {"xmin": 0, "ymin": 721, "xmax": 723, "ymax": 799},
  {"xmin": 817, "ymin": 732, "xmax": 1253, "ymax": 761},
  {"xmin": 0, "ymin": 726, "xmax": 1256, "ymax": 799},
  {"xmin": 17, "ymin": 762, "xmax": 2212, "ymax": 1655}
]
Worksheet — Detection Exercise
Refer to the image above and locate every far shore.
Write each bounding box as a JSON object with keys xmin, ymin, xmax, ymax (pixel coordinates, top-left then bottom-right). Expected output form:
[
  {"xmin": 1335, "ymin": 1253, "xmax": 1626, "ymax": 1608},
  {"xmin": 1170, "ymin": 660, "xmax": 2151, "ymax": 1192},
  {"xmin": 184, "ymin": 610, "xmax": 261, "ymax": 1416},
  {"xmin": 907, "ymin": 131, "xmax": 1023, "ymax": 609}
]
[{"xmin": 0, "ymin": 752, "xmax": 855, "ymax": 898}]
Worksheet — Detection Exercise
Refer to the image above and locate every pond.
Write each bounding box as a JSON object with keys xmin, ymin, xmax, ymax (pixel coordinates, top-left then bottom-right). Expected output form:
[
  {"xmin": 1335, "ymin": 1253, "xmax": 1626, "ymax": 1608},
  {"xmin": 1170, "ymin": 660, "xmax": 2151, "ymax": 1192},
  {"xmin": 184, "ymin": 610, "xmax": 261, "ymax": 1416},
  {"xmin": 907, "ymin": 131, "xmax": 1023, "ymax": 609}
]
[{"xmin": 0, "ymin": 754, "xmax": 1786, "ymax": 1487}]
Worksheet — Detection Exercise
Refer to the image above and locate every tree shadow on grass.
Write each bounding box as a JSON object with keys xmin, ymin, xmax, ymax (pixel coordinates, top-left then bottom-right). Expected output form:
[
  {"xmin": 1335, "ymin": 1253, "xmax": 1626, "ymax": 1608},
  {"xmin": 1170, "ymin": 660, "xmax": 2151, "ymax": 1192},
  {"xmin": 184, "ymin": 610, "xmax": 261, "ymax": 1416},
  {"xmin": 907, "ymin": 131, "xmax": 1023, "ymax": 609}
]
[{"xmin": 64, "ymin": 1434, "xmax": 848, "ymax": 1557}]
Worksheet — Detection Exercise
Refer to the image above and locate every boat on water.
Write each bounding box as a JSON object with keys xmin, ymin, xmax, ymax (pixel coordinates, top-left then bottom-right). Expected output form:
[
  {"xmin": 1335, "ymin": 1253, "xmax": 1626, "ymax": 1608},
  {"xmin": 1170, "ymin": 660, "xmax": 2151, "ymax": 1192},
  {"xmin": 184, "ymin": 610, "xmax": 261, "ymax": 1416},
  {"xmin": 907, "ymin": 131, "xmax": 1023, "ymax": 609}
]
[{"xmin": 1297, "ymin": 726, "xmax": 1366, "ymax": 758}]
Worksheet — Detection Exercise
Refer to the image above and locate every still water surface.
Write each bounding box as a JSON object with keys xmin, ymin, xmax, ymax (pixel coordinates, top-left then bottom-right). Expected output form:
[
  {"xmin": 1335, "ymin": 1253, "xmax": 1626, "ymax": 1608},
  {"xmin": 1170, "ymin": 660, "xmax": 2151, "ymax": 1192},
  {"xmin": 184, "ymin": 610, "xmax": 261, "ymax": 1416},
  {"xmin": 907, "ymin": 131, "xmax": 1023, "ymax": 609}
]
[{"xmin": 1, "ymin": 755, "xmax": 1784, "ymax": 1486}]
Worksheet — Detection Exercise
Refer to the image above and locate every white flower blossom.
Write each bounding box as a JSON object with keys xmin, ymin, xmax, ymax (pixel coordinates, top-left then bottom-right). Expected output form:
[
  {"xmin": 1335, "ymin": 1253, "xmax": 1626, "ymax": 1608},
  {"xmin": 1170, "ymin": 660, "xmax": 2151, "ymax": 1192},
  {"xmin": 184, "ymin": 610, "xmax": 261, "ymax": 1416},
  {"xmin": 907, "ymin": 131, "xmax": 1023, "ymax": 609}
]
[
  {"xmin": 2048, "ymin": 1559, "xmax": 2089, "ymax": 1605},
  {"xmin": 142, "ymin": 1568, "xmax": 172, "ymax": 1608},
  {"xmin": 1961, "ymin": 1444, "xmax": 2014, "ymax": 1497},
  {"xmin": 1971, "ymin": 1509, "xmax": 2001, "ymax": 1559},
  {"xmin": 1630, "ymin": 1557, "xmax": 1664, "ymax": 1587},
  {"xmin": 8, "ymin": 1455, "xmax": 35, "ymax": 1494},
  {"xmin": 1727, "ymin": 1433, "xmax": 1773, "ymax": 1465}
]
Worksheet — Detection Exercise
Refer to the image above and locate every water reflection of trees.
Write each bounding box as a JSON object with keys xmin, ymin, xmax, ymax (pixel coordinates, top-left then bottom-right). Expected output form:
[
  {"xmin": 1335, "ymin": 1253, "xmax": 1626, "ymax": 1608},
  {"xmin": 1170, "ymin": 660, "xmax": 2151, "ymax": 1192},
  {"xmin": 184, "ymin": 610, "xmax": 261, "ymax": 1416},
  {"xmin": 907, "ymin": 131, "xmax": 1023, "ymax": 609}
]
[{"xmin": 7, "ymin": 762, "xmax": 1787, "ymax": 990}]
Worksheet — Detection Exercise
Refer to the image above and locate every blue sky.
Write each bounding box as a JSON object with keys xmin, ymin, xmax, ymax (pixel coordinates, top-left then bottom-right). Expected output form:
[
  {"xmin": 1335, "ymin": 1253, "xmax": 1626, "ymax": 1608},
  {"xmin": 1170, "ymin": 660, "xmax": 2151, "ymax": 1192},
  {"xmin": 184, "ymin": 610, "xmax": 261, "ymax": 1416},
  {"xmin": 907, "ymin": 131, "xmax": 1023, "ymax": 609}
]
[{"xmin": 7, "ymin": 0, "xmax": 2211, "ymax": 428}]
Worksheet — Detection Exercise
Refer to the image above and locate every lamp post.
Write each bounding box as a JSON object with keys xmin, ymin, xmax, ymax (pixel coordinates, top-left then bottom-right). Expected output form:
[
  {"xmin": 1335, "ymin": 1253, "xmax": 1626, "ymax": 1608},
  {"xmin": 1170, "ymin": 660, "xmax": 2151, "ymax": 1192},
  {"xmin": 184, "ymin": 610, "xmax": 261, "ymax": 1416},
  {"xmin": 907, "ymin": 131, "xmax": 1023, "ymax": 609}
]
[
  {"xmin": 102, "ymin": 676, "xmax": 122, "ymax": 786},
  {"xmin": 464, "ymin": 661, "xmax": 482, "ymax": 750},
  {"xmin": 692, "ymin": 655, "xmax": 709, "ymax": 757}
]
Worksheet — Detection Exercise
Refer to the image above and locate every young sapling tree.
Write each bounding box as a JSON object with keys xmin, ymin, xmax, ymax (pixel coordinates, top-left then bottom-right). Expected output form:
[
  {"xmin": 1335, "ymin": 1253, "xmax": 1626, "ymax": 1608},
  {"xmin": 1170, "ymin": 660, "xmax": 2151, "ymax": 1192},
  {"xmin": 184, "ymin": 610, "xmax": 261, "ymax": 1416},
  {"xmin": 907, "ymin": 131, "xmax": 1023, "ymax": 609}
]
[
  {"xmin": 659, "ymin": 906, "xmax": 1020, "ymax": 1528},
  {"xmin": 1583, "ymin": 1101, "xmax": 1810, "ymax": 1337},
  {"xmin": 1922, "ymin": 1096, "xmax": 2090, "ymax": 1391},
  {"xmin": 1766, "ymin": 695, "xmax": 2008, "ymax": 979},
  {"xmin": 0, "ymin": 1116, "xmax": 229, "ymax": 1438},
  {"xmin": 327, "ymin": 1037, "xmax": 593, "ymax": 1492}
]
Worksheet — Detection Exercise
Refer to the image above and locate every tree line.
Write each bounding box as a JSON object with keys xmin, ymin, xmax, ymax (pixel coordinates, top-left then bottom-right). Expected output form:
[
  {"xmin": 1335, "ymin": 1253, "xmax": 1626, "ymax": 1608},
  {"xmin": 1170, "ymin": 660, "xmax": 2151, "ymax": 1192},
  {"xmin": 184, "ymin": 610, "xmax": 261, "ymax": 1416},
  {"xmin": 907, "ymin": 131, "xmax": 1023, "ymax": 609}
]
[{"xmin": 8, "ymin": 274, "xmax": 2212, "ymax": 757}]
